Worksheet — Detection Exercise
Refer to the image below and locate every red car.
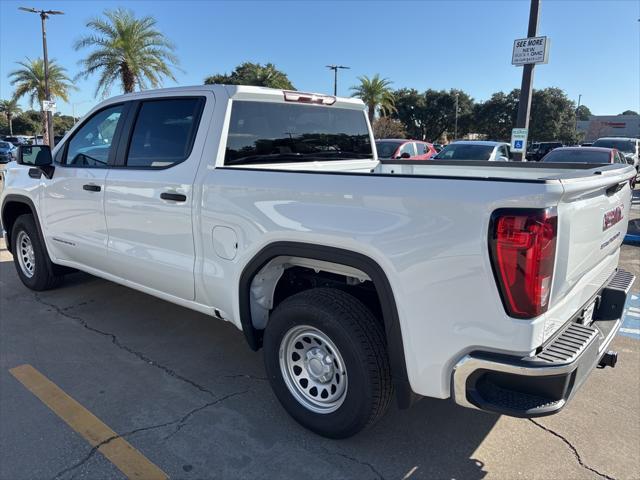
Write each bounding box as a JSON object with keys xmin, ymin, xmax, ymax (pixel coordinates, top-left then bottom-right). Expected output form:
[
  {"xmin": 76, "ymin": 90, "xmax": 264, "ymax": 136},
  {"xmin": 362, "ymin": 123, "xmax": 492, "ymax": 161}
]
[{"xmin": 375, "ymin": 139, "xmax": 437, "ymax": 160}]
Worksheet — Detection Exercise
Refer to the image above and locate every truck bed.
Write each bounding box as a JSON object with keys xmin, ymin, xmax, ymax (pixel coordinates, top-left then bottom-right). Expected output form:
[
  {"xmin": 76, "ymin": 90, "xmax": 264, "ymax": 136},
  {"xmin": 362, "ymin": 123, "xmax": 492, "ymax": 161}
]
[{"xmin": 375, "ymin": 159, "xmax": 635, "ymax": 182}]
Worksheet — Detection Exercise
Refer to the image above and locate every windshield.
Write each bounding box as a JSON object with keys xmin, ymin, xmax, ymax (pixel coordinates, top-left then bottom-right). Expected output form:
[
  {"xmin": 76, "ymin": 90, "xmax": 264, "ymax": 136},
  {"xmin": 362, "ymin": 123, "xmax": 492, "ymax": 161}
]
[
  {"xmin": 0, "ymin": 141, "xmax": 11, "ymax": 149},
  {"xmin": 592, "ymin": 139, "xmax": 635, "ymax": 153},
  {"xmin": 434, "ymin": 144, "xmax": 494, "ymax": 160},
  {"xmin": 224, "ymin": 101, "xmax": 372, "ymax": 165},
  {"xmin": 542, "ymin": 149, "xmax": 610, "ymax": 164},
  {"xmin": 375, "ymin": 141, "xmax": 402, "ymax": 158}
]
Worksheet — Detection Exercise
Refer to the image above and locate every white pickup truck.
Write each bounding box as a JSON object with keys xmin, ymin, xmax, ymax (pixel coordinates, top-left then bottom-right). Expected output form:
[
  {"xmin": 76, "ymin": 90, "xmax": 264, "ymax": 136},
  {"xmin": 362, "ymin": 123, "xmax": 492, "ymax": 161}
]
[{"xmin": 1, "ymin": 85, "xmax": 636, "ymax": 438}]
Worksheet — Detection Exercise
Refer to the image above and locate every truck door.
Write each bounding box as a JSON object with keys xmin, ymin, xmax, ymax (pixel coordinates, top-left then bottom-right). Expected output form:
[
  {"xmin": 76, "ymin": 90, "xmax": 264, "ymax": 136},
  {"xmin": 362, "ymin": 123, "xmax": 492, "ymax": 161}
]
[
  {"xmin": 42, "ymin": 104, "xmax": 125, "ymax": 272},
  {"xmin": 103, "ymin": 94, "xmax": 210, "ymax": 300}
]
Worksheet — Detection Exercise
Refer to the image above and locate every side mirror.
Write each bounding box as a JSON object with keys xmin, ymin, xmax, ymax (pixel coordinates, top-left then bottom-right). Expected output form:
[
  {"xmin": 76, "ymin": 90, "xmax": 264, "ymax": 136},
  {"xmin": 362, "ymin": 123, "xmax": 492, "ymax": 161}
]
[
  {"xmin": 18, "ymin": 144, "xmax": 53, "ymax": 166},
  {"xmin": 400, "ymin": 152, "xmax": 411, "ymax": 159},
  {"xmin": 18, "ymin": 145, "xmax": 55, "ymax": 179}
]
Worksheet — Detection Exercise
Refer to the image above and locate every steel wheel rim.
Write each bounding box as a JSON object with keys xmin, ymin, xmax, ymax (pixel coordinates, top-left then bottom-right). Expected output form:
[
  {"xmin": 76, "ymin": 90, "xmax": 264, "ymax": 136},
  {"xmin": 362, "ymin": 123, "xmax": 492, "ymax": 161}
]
[
  {"xmin": 279, "ymin": 325, "xmax": 348, "ymax": 414},
  {"xmin": 16, "ymin": 231, "xmax": 35, "ymax": 278}
]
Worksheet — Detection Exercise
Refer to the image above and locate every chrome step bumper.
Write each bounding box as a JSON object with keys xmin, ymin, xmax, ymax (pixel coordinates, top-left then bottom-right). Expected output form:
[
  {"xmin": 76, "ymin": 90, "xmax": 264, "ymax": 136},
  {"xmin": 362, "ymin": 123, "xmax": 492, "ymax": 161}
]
[{"xmin": 451, "ymin": 268, "xmax": 636, "ymax": 417}]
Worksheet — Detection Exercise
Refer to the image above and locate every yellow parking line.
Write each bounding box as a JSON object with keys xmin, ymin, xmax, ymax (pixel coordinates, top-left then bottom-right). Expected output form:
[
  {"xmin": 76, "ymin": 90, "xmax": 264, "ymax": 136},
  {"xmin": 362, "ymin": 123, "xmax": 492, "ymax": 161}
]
[{"xmin": 9, "ymin": 364, "xmax": 168, "ymax": 480}]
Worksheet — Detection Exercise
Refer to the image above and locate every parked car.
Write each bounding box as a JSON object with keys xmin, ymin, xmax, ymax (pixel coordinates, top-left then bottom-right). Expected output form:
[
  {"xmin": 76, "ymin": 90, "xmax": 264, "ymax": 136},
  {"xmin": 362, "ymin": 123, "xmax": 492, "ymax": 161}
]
[
  {"xmin": 432, "ymin": 143, "xmax": 444, "ymax": 152},
  {"xmin": 1, "ymin": 85, "xmax": 636, "ymax": 438},
  {"xmin": 3, "ymin": 135, "xmax": 31, "ymax": 146},
  {"xmin": 375, "ymin": 139, "xmax": 437, "ymax": 160},
  {"xmin": 0, "ymin": 141, "xmax": 18, "ymax": 169},
  {"xmin": 526, "ymin": 141, "xmax": 563, "ymax": 161},
  {"xmin": 542, "ymin": 147, "xmax": 635, "ymax": 188},
  {"xmin": 541, "ymin": 146, "xmax": 625, "ymax": 163},
  {"xmin": 433, "ymin": 140, "xmax": 511, "ymax": 161},
  {"xmin": 592, "ymin": 137, "xmax": 639, "ymax": 171}
]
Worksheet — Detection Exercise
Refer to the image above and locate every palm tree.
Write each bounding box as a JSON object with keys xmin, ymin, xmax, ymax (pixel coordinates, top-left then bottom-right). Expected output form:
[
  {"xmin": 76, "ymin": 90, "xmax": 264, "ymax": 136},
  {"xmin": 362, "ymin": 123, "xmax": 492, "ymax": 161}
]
[
  {"xmin": 9, "ymin": 58, "xmax": 74, "ymax": 144},
  {"xmin": 74, "ymin": 8, "xmax": 179, "ymax": 96},
  {"xmin": 350, "ymin": 74, "xmax": 396, "ymax": 124},
  {"xmin": 0, "ymin": 98, "xmax": 22, "ymax": 136}
]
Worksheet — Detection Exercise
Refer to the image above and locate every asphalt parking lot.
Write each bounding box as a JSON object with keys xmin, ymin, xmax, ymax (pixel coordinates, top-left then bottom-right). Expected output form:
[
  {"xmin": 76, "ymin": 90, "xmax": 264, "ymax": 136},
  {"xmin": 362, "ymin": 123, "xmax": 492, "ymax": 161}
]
[{"xmin": 0, "ymin": 193, "xmax": 638, "ymax": 480}]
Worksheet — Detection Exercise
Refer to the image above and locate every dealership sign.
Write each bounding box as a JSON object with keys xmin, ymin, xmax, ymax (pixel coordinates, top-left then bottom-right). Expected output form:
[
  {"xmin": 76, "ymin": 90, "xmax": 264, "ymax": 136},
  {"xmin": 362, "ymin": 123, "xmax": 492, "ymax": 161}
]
[{"xmin": 512, "ymin": 36, "xmax": 550, "ymax": 66}]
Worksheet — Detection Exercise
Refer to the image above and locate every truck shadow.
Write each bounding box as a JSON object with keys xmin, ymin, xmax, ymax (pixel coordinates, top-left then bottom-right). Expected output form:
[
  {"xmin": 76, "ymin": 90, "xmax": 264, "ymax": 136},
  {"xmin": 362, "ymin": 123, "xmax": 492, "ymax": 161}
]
[{"xmin": 1, "ymin": 262, "xmax": 497, "ymax": 479}]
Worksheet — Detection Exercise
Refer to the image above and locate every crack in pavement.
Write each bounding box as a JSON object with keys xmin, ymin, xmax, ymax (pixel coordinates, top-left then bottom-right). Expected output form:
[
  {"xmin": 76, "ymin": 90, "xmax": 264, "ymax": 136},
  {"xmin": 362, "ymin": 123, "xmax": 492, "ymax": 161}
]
[
  {"xmin": 35, "ymin": 293, "xmax": 220, "ymax": 399},
  {"xmin": 53, "ymin": 389, "xmax": 248, "ymax": 480},
  {"xmin": 528, "ymin": 419, "xmax": 616, "ymax": 480},
  {"xmin": 315, "ymin": 447, "xmax": 385, "ymax": 480}
]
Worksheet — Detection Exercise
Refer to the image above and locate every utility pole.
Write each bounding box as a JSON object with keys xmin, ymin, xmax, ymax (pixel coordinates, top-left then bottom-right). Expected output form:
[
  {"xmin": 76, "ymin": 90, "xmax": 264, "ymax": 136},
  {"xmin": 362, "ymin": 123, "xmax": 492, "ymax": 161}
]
[
  {"xmin": 454, "ymin": 92, "xmax": 459, "ymax": 140},
  {"xmin": 575, "ymin": 94, "xmax": 582, "ymax": 142},
  {"xmin": 19, "ymin": 6, "xmax": 64, "ymax": 147},
  {"xmin": 326, "ymin": 65, "xmax": 350, "ymax": 96},
  {"xmin": 512, "ymin": 0, "xmax": 541, "ymax": 161}
]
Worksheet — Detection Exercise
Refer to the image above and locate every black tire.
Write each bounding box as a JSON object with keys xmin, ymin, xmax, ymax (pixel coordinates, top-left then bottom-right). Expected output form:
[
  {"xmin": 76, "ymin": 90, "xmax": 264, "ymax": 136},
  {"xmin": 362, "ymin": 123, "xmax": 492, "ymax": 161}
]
[
  {"xmin": 263, "ymin": 288, "xmax": 393, "ymax": 438},
  {"xmin": 10, "ymin": 214, "xmax": 63, "ymax": 291}
]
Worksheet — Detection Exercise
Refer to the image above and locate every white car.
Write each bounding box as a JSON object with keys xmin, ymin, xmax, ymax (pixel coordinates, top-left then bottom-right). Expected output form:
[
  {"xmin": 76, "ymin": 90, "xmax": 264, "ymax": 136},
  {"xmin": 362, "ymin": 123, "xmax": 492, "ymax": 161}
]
[
  {"xmin": 432, "ymin": 140, "xmax": 512, "ymax": 161},
  {"xmin": 1, "ymin": 85, "xmax": 636, "ymax": 438},
  {"xmin": 593, "ymin": 137, "xmax": 640, "ymax": 171}
]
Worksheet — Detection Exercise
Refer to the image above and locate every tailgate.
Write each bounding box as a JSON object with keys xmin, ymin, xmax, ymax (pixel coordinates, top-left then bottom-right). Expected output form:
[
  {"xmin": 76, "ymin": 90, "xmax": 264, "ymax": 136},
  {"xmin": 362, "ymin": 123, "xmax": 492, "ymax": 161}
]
[{"xmin": 550, "ymin": 167, "xmax": 634, "ymax": 312}]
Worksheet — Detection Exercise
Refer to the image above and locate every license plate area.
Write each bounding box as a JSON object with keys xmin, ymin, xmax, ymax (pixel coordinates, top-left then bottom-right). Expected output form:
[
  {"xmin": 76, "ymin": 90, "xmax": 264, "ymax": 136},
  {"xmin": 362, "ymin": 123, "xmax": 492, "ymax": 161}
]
[{"xmin": 579, "ymin": 300, "xmax": 597, "ymax": 326}]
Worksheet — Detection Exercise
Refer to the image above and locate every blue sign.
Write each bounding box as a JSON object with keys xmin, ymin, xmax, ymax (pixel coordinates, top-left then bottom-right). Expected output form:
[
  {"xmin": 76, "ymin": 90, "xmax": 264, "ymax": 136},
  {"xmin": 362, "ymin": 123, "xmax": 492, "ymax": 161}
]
[{"xmin": 514, "ymin": 140, "xmax": 523, "ymax": 149}]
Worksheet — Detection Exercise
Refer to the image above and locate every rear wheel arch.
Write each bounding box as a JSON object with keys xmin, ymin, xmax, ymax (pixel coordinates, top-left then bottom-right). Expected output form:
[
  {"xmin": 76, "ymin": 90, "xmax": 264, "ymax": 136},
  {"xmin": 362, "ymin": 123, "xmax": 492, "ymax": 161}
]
[{"xmin": 238, "ymin": 242, "xmax": 416, "ymax": 407}]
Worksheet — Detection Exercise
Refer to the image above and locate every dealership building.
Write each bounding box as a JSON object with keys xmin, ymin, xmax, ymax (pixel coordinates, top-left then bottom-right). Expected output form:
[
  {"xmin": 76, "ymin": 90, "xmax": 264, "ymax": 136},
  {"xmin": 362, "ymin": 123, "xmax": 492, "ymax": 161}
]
[{"xmin": 577, "ymin": 114, "xmax": 640, "ymax": 141}]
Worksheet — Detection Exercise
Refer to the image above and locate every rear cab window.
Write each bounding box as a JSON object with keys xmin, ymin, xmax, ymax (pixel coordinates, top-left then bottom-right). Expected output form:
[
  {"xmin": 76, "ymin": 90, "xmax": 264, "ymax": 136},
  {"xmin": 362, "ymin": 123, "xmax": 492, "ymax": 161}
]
[{"xmin": 224, "ymin": 101, "xmax": 372, "ymax": 165}]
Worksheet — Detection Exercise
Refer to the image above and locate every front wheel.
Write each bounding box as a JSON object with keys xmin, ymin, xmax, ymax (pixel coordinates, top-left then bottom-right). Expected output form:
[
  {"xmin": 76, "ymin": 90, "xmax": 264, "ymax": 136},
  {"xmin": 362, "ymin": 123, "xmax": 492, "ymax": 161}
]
[
  {"xmin": 11, "ymin": 214, "xmax": 63, "ymax": 291},
  {"xmin": 263, "ymin": 288, "xmax": 393, "ymax": 438}
]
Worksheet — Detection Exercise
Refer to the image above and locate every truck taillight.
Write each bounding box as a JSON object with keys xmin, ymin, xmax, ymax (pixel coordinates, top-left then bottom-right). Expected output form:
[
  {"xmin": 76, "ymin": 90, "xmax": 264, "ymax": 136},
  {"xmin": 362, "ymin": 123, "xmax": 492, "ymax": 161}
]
[{"xmin": 489, "ymin": 209, "xmax": 557, "ymax": 319}]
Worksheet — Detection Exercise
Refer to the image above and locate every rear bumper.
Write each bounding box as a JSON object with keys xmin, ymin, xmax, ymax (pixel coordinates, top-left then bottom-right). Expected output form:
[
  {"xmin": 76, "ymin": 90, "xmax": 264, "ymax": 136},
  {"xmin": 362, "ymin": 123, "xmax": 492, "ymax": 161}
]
[{"xmin": 452, "ymin": 268, "xmax": 635, "ymax": 417}]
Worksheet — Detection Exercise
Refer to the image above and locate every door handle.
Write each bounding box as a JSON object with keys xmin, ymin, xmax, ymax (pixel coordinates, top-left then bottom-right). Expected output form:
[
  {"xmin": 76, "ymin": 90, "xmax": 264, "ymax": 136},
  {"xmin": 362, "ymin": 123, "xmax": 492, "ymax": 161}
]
[
  {"xmin": 83, "ymin": 184, "xmax": 101, "ymax": 192},
  {"xmin": 160, "ymin": 192, "xmax": 187, "ymax": 202}
]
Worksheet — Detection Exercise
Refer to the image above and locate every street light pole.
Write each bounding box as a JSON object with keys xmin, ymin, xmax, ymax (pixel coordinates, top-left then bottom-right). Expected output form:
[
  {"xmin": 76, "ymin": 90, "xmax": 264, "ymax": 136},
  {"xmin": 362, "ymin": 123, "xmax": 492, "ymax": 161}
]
[
  {"xmin": 19, "ymin": 6, "xmax": 64, "ymax": 147},
  {"xmin": 575, "ymin": 93, "xmax": 582, "ymax": 141},
  {"xmin": 326, "ymin": 65, "xmax": 350, "ymax": 96},
  {"xmin": 513, "ymin": 0, "xmax": 541, "ymax": 161},
  {"xmin": 454, "ymin": 92, "xmax": 459, "ymax": 140}
]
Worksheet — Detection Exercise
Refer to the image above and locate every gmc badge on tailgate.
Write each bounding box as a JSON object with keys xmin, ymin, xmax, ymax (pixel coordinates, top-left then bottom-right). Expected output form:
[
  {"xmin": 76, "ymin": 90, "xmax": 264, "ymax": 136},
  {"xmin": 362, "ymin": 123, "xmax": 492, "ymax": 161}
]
[{"xmin": 603, "ymin": 204, "xmax": 624, "ymax": 231}]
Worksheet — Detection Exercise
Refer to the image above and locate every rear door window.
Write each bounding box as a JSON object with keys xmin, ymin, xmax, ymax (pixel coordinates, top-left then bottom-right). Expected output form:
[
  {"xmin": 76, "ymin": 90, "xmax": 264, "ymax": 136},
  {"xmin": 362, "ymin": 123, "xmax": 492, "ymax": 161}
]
[
  {"xmin": 398, "ymin": 143, "xmax": 415, "ymax": 157},
  {"xmin": 125, "ymin": 97, "xmax": 204, "ymax": 169}
]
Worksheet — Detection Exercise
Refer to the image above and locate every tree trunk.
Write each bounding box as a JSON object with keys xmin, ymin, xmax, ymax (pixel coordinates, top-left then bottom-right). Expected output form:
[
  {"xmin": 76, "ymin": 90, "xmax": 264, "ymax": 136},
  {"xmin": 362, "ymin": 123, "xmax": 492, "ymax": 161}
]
[
  {"xmin": 368, "ymin": 104, "xmax": 375, "ymax": 124},
  {"xmin": 41, "ymin": 109, "xmax": 49, "ymax": 146},
  {"xmin": 7, "ymin": 113, "xmax": 13, "ymax": 136},
  {"xmin": 121, "ymin": 62, "xmax": 136, "ymax": 93}
]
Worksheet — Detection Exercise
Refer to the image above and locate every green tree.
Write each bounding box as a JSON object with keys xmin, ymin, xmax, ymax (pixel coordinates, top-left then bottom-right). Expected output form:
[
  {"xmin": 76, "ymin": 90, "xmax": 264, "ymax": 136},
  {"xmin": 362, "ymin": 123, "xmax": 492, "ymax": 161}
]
[
  {"xmin": 0, "ymin": 98, "xmax": 22, "ymax": 136},
  {"xmin": 392, "ymin": 88, "xmax": 427, "ymax": 139},
  {"xmin": 397, "ymin": 89, "xmax": 473, "ymax": 142},
  {"xmin": 204, "ymin": 62, "xmax": 294, "ymax": 89},
  {"xmin": 11, "ymin": 110, "xmax": 40, "ymax": 136},
  {"xmin": 473, "ymin": 91, "xmax": 519, "ymax": 141},
  {"xmin": 350, "ymin": 74, "xmax": 395, "ymax": 123},
  {"xmin": 53, "ymin": 113, "xmax": 76, "ymax": 135},
  {"xmin": 74, "ymin": 8, "xmax": 179, "ymax": 96},
  {"xmin": 372, "ymin": 116, "xmax": 406, "ymax": 139},
  {"xmin": 529, "ymin": 87, "xmax": 578, "ymax": 144},
  {"xmin": 575, "ymin": 104, "xmax": 592, "ymax": 121},
  {"xmin": 9, "ymin": 58, "xmax": 74, "ymax": 145},
  {"xmin": 620, "ymin": 110, "xmax": 638, "ymax": 116}
]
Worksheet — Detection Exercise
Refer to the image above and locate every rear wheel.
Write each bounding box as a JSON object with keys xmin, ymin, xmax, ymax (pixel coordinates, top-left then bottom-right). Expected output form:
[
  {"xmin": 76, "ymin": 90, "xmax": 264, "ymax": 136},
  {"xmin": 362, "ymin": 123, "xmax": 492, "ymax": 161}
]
[
  {"xmin": 263, "ymin": 288, "xmax": 393, "ymax": 438},
  {"xmin": 11, "ymin": 214, "xmax": 63, "ymax": 291}
]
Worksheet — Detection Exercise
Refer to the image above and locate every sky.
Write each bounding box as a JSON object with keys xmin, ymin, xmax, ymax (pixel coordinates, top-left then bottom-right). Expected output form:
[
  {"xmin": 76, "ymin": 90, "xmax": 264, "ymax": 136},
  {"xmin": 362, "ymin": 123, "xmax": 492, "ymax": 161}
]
[{"xmin": 0, "ymin": 0, "xmax": 638, "ymax": 118}]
